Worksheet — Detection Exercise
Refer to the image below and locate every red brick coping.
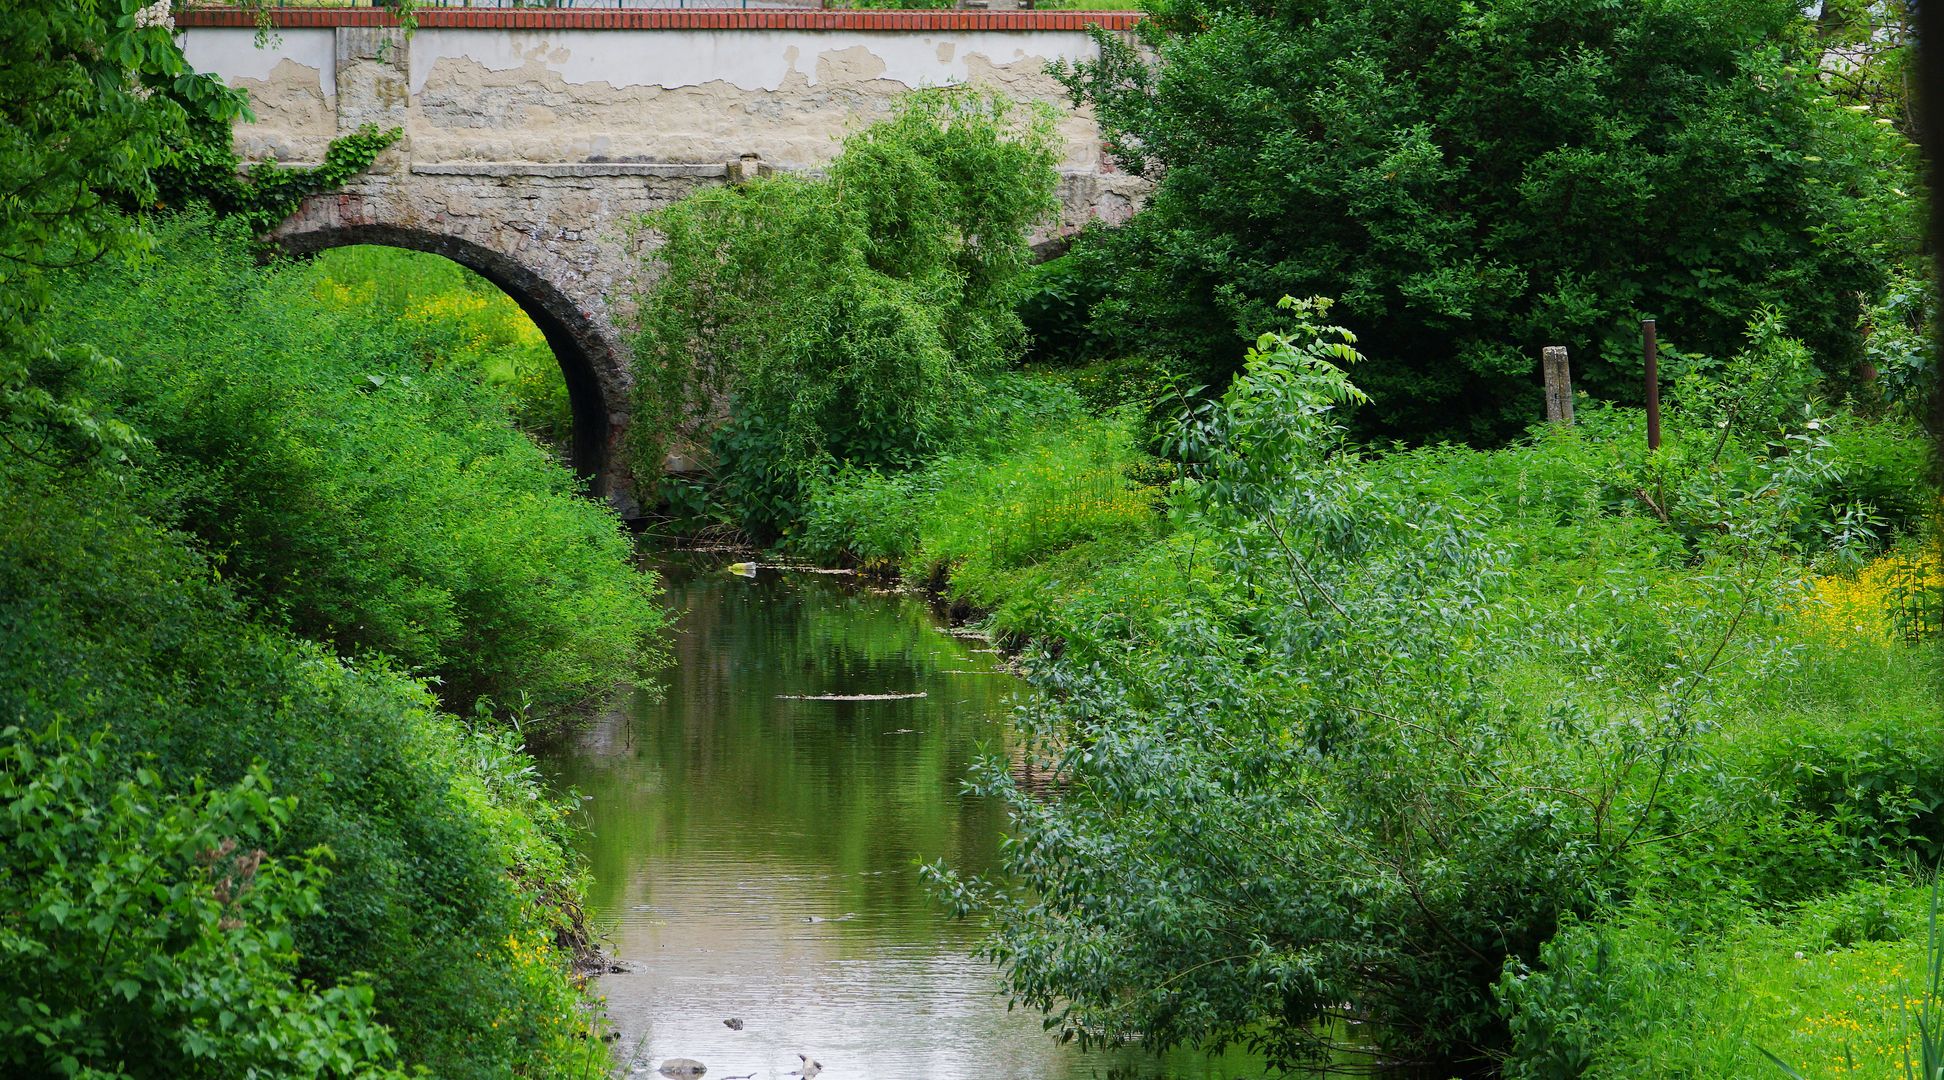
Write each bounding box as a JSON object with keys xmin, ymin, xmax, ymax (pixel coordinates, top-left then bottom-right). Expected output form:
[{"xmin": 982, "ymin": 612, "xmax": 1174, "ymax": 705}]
[{"xmin": 173, "ymin": 7, "xmax": 1142, "ymax": 30}]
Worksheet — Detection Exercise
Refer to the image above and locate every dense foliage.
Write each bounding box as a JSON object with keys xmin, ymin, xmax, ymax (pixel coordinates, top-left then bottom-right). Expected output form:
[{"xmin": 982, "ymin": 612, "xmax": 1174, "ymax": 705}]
[
  {"xmin": 1045, "ymin": 0, "xmax": 1920, "ymax": 440},
  {"xmin": 2, "ymin": 12, "xmax": 666, "ymax": 1073},
  {"xmin": 821, "ymin": 303, "xmax": 1943, "ymax": 1070},
  {"xmin": 0, "ymin": 725, "xmax": 405, "ymax": 1080},
  {"xmin": 629, "ymin": 89, "xmax": 1061, "ymax": 537},
  {"xmin": 1, "ymin": 449, "xmax": 620, "ymax": 1078},
  {"xmin": 2, "ymin": 212, "xmax": 656, "ymax": 1077},
  {"xmin": 43, "ymin": 215, "xmax": 663, "ymax": 721},
  {"xmin": 0, "ymin": 0, "xmax": 241, "ymax": 468}
]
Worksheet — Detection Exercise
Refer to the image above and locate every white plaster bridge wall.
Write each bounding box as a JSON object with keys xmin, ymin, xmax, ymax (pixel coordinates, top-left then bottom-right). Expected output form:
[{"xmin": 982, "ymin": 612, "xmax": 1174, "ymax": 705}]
[{"xmin": 176, "ymin": 10, "xmax": 1147, "ymax": 511}]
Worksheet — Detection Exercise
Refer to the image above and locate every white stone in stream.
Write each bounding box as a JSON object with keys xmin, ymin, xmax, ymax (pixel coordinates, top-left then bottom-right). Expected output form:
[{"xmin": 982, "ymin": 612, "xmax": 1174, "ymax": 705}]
[{"xmin": 658, "ymin": 1060, "xmax": 706, "ymax": 1078}]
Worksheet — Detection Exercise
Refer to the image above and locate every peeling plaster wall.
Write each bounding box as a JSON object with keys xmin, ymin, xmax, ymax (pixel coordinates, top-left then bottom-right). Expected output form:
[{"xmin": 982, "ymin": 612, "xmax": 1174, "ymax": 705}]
[
  {"xmin": 183, "ymin": 25, "xmax": 335, "ymax": 90},
  {"xmin": 409, "ymin": 28, "xmax": 1097, "ymax": 93},
  {"xmin": 182, "ymin": 28, "xmax": 338, "ymax": 160},
  {"xmin": 188, "ymin": 25, "xmax": 1116, "ymax": 170},
  {"xmin": 408, "ymin": 37, "xmax": 1102, "ymax": 168}
]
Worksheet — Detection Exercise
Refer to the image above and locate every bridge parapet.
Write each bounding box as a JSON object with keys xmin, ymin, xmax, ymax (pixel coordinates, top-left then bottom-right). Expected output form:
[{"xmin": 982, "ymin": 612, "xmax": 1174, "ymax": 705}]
[{"xmin": 177, "ymin": 9, "xmax": 1148, "ymax": 510}]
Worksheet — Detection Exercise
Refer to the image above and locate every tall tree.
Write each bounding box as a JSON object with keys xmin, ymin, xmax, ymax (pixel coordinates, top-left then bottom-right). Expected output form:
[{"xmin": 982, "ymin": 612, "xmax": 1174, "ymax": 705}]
[
  {"xmin": 1055, "ymin": 0, "xmax": 1917, "ymax": 440},
  {"xmin": 0, "ymin": 0, "xmax": 244, "ymax": 465}
]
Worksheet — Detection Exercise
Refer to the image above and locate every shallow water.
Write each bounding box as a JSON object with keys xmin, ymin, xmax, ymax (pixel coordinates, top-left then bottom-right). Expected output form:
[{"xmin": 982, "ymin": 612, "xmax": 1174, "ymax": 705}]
[{"xmin": 538, "ymin": 554, "xmax": 1268, "ymax": 1080}]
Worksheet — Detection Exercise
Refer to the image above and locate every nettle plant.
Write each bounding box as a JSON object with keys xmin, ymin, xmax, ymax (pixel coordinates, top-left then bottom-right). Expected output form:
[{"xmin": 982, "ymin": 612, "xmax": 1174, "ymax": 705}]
[{"xmin": 927, "ymin": 298, "xmax": 1830, "ymax": 1070}]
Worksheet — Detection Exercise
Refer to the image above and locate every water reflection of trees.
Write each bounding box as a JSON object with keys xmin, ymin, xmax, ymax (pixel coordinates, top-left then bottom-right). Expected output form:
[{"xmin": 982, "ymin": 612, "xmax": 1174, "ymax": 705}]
[{"xmin": 544, "ymin": 565, "xmax": 1028, "ymax": 937}]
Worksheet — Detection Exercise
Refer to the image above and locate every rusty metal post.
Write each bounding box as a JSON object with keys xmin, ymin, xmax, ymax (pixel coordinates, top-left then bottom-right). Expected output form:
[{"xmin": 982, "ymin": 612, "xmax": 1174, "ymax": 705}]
[
  {"xmin": 1643, "ymin": 319, "xmax": 1661, "ymax": 452},
  {"xmin": 1542, "ymin": 345, "xmax": 1574, "ymax": 425}
]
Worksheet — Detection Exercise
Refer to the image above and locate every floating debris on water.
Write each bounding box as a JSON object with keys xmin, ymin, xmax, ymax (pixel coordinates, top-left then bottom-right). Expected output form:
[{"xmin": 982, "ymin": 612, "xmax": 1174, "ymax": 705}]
[{"xmin": 776, "ymin": 692, "xmax": 927, "ymax": 701}]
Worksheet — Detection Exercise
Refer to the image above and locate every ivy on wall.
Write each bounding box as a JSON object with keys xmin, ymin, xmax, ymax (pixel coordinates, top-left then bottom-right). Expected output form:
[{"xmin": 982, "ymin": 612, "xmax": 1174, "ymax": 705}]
[{"xmin": 156, "ymin": 117, "xmax": 402, "ymax": 234}]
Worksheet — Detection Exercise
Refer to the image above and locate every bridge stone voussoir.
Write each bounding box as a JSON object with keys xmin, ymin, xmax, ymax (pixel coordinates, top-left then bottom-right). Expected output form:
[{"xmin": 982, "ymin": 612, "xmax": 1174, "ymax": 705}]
[{"xmin": 266, "ymin": 184, "xmax": 670, "ymax": 515}]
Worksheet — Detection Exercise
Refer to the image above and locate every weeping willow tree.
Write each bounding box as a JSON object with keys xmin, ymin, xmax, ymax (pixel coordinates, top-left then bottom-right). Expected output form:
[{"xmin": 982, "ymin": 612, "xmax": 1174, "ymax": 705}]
[{"xmin": 627, "ymin": 89, "xmax": 1062, "ymax": 537}]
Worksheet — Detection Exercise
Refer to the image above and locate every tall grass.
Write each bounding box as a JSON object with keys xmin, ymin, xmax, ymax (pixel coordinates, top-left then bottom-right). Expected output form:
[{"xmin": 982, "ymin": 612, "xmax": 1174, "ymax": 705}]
[
  {"xmin": 44, "ymin": 215, "xmax": 665, "ymax": 724},
  {"xmin": 796, "ymin": 405, "xmax": 1162, "ymax": 607},
  {"xmin": 1758, "ymin": 878, "xmax": 1944, "ymax": 1080}
]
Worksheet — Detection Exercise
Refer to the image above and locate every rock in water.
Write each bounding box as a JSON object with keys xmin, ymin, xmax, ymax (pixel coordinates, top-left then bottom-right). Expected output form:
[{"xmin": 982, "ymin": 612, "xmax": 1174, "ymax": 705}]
[
  {"xmin": 658, "ymin": 1059, "xmax": 707, "ymax": 1078},
  {"xmin": 722, "ymin": 1018, "xmax": 744, "ymax": 1030}
]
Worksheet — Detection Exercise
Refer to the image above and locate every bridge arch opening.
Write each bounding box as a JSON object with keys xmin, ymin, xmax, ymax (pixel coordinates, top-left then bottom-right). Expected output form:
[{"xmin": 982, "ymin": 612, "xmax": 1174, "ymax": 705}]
[{"xmin": 275, "ymin": 225, "xmax": 617, "ymax": 500}]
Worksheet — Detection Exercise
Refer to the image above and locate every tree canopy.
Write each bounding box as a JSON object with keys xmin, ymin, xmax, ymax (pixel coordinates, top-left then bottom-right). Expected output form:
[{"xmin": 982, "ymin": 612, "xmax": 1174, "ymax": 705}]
[
  {"xmin": 1054, "ymin": 0, "xmax": 1918, "ymax": 440},
  {"xmin": 0, "ymin": 0, "xmax": 244, "ymax": 465}
]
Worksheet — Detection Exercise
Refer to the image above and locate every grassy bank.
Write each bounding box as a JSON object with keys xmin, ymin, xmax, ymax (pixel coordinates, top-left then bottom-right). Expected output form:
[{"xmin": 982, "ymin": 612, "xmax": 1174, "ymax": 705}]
[
  {"xmin": 46, "ymin": 216, "xmax": 663, "ymax": 723},
  {"xmin": 0, "ymin": 214, "xmax": 666, "ymax": 1078}
]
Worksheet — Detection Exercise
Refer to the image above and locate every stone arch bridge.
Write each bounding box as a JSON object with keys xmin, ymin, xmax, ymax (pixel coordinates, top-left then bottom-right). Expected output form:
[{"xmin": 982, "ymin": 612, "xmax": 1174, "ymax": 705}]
[{"xmin": 178, "ymin": 8, "xmax": 1147, "ymax": 511}]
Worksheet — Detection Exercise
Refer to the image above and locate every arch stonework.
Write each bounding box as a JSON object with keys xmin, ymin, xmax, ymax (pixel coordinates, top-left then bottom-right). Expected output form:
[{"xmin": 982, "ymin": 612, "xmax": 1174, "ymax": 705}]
[
  {"xmin": 268, "ymin": 174, "xmax": 715, "ymax": 507},
  {"xmin": 180, "ymin": 9, "xmax": 1150, "ymax": 512}
]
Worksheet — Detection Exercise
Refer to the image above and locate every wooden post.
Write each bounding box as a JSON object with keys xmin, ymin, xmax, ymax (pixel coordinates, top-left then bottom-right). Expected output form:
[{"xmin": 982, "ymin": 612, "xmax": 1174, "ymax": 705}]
[
  {"xmin": 1542, "ymin": 346, "xmax": 1574, "ymax": 425},
  {"xmin": 1642, "ymin": 319, "xmax": 1661, "ymax": 452}
]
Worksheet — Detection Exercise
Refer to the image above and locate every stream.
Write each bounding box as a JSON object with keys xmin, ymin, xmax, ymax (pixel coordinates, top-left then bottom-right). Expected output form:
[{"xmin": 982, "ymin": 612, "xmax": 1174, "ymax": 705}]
[{"xmin": 538, "ymin": 553, "xmax": 1267, "ymax": 1079}]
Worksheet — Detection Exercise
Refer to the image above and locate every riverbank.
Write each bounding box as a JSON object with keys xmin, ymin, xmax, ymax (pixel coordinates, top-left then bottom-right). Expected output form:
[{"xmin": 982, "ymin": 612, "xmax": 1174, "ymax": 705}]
[
  {"xmin": 1, "ymin": 215, "xmax": 666, "ymax": 1078},
  {"xmin": 768, "ymin": 352, "xmax": 1943, "ymax": 1072}
]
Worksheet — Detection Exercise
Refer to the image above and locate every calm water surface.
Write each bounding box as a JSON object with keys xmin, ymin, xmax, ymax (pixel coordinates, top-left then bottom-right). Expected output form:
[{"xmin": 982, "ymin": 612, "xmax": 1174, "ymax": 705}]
[{"xmin": 539, "ymin": 554, "xmax": 1267, "ymax": 1080}]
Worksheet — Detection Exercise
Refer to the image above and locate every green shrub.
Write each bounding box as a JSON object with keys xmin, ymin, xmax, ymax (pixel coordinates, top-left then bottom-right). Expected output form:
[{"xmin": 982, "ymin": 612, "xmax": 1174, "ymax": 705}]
[
  {"xmin": 931, "ymin": 306, "xmax": 1594, "ymax": 1066},
  {"xmin": 628, "ymin": 90, "xmax": 1061, "ymax": 538},
  {"xmin": 1015, "ymin": 245, "xmax": 1114, "ymax": 367},
  {"xmin": 1862, "ymin": 273, "xmax": 1938, "ymax": 422},
  {"xmin": 0, "ymin": 724, "xmax": 405, "ymax": 1080},
  {"xmin": 1719, "ymin": 639, "xmax": 1944, "ymax": 867},
  {"xmin": 905, "ymin": 411, "xmax": 1160, "ymax": 598},
  {"xmin": 798, "ymin": 464, "xmax": 931, "ymax": 571},
  {"xmin": 1498, "ymin": 921, "xmax": 1681, "ymax": 1080},
  {"xmin": 42, "ymin": 214, "xmax": 664, "ymax": 722},
  {"xmin": 794, "ymin": 382, "xmax": 1162, "ymax": 602},
  {"xmin": 0, "ymin": 0, "xmax": 245, "ymax": 469},
  {"xmin": 0, "ymin": 457, "xmax": 610, "ymax": 1079},
  {"xmin": 1820, "ymin": 418, "xmax": 1935, "ymax": 535},
  {"xmin": 925, "ymin": 300, "xmax": 1938, "ymax": 1069},
  {"xmin": 1502, "ymin": 882, "xmax": 1937, "ymax": 1077}
]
